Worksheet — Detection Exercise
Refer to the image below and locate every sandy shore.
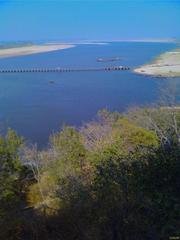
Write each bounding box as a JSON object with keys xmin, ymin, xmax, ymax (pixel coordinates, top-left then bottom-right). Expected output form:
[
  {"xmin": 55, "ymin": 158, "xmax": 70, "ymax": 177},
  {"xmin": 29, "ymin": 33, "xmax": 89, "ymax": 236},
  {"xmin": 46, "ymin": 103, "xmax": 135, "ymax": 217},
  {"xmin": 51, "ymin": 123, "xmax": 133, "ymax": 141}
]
[
  {"xmin": 0, "ymin": 44, "xmax": 75, "ymax": 58},
  {"xmin": 134, "ymin": 48, "xmax": 180, "ymax": 77}
]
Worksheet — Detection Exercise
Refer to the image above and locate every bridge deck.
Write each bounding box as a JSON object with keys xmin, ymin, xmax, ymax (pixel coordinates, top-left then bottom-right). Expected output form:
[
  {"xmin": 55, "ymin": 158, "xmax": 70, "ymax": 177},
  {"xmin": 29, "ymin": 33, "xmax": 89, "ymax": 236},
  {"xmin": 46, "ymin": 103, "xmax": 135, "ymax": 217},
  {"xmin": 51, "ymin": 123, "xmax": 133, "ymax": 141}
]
[{"xmin": 0, "ymin": 66, "xmax": 130, "ymax": 73}]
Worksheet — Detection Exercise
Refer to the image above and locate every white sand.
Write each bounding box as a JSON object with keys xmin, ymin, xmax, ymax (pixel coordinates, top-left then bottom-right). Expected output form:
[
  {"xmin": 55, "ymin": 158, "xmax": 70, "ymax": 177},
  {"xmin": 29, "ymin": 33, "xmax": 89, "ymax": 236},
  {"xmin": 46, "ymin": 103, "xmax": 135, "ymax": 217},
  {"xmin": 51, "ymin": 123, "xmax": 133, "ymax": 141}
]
[
  {"xmin": 134, "ymin": 49, "xmax": 180, "ymax": 77},
  {"xmin": 0, "ymin": 44, "xmax": 75, "ymax": 58}
]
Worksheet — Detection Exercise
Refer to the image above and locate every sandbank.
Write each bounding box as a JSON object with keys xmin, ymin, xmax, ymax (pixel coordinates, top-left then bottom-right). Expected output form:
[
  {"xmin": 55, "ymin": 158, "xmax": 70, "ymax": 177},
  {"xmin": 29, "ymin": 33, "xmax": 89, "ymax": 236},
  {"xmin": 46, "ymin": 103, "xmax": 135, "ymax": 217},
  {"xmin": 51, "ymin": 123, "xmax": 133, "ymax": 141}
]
[
  {"xmin": 0, "ymin": 44, "xmax": 75, "ymax": 59},
  {"xmin": 134, "ymin": 48, "xmax": 180, "ymax": 77}
]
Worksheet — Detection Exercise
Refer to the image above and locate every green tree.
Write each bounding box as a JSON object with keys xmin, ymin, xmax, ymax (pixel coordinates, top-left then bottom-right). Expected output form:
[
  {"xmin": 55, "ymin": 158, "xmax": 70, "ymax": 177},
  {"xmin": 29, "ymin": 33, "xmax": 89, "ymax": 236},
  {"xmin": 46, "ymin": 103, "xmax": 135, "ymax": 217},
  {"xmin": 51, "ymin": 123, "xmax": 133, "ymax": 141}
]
[{"xmin": 0, "ymin": 129, "xmax": 25, "ymax": 240}]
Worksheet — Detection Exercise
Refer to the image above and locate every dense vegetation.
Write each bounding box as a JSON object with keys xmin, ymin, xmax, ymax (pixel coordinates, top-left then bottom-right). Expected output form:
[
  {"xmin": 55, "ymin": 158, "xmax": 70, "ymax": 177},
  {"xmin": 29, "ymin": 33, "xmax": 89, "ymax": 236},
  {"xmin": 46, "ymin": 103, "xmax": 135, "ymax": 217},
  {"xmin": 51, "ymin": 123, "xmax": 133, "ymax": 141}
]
[{"xmin": 0, "ymin": 106, "xmax": 180, "ymax": 240}]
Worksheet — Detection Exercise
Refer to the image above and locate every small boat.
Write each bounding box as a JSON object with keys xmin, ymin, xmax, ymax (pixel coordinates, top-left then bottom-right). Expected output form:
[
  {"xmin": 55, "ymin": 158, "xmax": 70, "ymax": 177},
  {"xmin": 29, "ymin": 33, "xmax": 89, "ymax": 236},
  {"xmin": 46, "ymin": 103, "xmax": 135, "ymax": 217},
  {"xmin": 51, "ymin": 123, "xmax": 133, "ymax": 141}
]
[
  {"xmin": 97, "ymin": 57, "xmax": 121, "ymax": 62},
  {"xmin": 49, "ymin": 80, "xmax": 55, "ymax": 84}
]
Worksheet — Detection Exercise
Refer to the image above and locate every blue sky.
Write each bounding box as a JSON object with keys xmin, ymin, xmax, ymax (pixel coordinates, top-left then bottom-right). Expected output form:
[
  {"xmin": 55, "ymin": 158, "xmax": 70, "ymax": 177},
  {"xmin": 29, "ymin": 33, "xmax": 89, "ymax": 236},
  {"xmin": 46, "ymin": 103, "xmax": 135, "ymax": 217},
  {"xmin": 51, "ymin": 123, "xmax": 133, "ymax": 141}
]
[{"xmin": 0, "ymin": 0, "xmax": 180, "ymax": 41}]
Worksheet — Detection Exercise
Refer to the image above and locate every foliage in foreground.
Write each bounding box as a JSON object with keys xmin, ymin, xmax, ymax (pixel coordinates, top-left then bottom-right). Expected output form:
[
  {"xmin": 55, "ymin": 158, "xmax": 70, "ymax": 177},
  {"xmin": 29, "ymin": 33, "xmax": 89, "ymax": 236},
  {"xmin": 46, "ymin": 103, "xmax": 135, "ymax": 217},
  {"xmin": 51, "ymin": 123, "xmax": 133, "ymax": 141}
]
[{"xmin": 0, "ymin": 108, "xmax": 180, "ymax": 240}]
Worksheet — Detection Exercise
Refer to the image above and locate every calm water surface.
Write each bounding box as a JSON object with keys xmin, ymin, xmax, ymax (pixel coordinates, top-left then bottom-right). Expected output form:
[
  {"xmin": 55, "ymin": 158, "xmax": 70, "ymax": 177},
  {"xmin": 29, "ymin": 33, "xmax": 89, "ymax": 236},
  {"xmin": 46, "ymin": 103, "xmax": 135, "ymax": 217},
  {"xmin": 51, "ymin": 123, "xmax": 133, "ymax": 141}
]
[{"xmin": 0, "ymin": 42, "xmax": 177, "ymax": 146}]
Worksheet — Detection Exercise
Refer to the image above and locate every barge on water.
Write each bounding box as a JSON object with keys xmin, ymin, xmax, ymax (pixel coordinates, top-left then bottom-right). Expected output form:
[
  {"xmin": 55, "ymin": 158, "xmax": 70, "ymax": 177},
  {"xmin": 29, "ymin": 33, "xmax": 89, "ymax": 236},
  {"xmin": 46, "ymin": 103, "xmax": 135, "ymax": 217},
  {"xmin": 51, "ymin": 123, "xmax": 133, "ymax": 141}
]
[{"xmin": 97, "ymin": 57, "xmax": 121, "ymax": 62}]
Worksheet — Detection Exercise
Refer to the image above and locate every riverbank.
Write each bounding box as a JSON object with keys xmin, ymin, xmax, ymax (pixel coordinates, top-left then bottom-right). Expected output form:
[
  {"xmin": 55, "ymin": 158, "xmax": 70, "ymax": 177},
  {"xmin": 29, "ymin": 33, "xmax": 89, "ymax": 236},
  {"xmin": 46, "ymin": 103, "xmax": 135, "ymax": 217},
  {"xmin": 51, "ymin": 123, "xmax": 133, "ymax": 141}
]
[
  {"xmin": 134, "ymin": 48, "xmax": 180, "ymax": 77},
  {"xmin": 0, "ymin": 44, "xmax": 75, "ymax": 58}
]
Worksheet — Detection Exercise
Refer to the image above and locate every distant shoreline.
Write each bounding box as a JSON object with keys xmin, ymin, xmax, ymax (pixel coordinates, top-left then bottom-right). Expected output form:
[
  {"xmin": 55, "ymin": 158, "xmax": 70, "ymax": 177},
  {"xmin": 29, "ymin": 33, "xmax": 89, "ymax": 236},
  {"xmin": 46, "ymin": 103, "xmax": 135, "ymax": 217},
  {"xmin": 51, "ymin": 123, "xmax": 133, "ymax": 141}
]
[
  {"xmin": 134, "ymin": 48, "xmax": 180, "ymax": 77},
  {"xmin": 110, "ymin": 38, "xmax": 177, "ymax": 43},
  {"xmin": 0, "ymin": 44, "xmax": 75, "ymax": 59}
]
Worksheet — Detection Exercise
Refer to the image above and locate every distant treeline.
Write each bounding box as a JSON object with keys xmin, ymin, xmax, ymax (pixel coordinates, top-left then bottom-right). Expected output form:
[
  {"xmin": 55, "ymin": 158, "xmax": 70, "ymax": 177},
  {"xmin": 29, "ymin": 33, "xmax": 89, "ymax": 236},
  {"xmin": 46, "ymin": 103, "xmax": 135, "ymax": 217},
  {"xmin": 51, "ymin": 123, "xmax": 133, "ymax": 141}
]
[{"xmin": 0, "ymin": 106, "xmax": 180, "ymax": 240}]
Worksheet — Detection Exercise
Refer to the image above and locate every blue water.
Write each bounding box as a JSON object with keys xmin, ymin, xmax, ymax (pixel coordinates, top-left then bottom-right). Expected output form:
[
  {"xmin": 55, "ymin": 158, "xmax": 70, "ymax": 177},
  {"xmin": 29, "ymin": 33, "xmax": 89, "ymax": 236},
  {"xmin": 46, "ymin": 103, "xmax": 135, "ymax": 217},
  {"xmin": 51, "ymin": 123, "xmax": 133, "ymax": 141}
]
[{"xmin": 0, "ymin": 42, "xmax": 177, "ymax": 146}]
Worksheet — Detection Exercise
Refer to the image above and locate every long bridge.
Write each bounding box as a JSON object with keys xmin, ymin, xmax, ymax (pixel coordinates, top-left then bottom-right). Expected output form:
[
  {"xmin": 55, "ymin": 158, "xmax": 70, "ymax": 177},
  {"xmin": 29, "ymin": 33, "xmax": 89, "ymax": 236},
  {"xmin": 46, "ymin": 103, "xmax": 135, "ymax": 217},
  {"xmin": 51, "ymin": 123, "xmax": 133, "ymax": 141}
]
[{"xmin": 0, "ymin": 66, "xmax": 130, "ymax": 74}]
